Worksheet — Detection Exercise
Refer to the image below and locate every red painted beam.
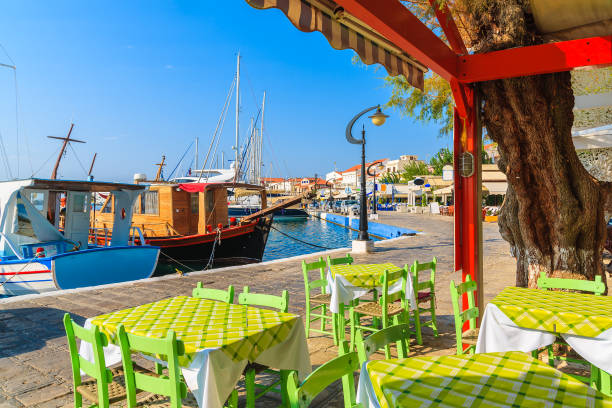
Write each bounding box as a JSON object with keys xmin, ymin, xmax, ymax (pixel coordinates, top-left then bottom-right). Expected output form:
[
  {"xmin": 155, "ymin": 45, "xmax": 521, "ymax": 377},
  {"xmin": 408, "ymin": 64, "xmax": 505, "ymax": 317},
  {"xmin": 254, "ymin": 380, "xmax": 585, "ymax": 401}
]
[
  {"xmin": 334, "ymin": 0, "xmax": 458, "ymax": 82},
  {"xmin": 428, "ymin": 0, "xmax": 467, "ymax": 55},
  {"xmin": 458, "ymin": 36, "xmax": 612, "ymax": 83}
]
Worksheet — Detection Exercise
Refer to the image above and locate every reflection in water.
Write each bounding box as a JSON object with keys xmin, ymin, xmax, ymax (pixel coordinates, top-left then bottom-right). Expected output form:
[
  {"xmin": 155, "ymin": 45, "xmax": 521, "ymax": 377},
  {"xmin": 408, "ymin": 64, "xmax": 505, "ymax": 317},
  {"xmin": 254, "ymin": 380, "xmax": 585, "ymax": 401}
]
[{"xmin": 262, "ymin": 217, "xmax": 380, "ymax": 261}]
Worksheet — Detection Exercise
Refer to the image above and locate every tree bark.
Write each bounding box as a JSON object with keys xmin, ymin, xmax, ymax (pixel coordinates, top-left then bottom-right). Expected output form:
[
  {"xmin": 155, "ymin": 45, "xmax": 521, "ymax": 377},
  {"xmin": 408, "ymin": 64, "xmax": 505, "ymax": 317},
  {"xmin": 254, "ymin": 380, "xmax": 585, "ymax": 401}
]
[{"xmin": 464, "ymin": 0, "xmax": 609, "ymax": 287}]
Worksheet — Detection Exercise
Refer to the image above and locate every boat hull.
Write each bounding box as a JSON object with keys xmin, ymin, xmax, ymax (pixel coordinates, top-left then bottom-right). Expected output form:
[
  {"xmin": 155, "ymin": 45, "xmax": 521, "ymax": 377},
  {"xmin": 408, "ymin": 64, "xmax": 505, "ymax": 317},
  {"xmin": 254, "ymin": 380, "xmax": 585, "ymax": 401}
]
[
  {"xmin": 0, "ymin": 246, "xmax": 159, "ymax": 297},
  {"xmin": 52, "ymin": 246, "xmax": 159, "ymax": 290},
  {"xmin": 0, "ymin": 259, "xmax": 55, "ymax": 296},
  {"xmin": 147, "ymin": 216, "xmax": 273, "ymax": 275}
]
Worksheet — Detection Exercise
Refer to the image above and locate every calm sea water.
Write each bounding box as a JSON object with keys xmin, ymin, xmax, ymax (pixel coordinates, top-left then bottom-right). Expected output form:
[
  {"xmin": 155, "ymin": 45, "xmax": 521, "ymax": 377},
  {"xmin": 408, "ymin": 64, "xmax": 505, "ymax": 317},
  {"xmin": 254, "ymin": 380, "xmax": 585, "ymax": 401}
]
[{"xmin": 262, "ymin": 216, "xmax": 380, "ymax": 262}]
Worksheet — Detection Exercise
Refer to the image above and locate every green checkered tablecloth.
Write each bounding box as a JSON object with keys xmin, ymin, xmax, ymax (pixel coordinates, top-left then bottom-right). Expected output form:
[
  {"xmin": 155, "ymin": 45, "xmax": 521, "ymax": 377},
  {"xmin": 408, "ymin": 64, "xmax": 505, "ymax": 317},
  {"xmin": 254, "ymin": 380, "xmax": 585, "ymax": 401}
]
[
  {"xmin": 491, "ymin": 287, "xmax": 612, "ymax": 337},
  {"xmin": 91, "ymin": 296, "xmax": 297, "ymax": 365},
  {"xmin": 330, "ymin": 263, "xmax": 400, "ymax": 288},
  {"xmin": 365, "ymin": 351, "xmax": 612, "ymax": 407}
]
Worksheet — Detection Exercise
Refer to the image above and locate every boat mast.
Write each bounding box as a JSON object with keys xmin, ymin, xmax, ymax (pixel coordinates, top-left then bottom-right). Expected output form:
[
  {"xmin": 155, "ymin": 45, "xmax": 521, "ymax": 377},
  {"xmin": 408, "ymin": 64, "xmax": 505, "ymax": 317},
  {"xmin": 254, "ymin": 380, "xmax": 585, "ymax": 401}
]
[
  {"xmin": 234, "ymin": 52, "xmax": 240, "ymax": 182},
  {"xmin": 155, "ymin": 155, "xmax": 166, "ymax": 181},
  {"xmin": 259, "ymin": 91, "xmax": 265, "ymax": 184},
  {"xmin": 48, "ymin": 123, "xmax": 85, "ymax": 180},
  {"xmin": 88, "ymin": 153, "xmax": 97, "ymax": 177}
]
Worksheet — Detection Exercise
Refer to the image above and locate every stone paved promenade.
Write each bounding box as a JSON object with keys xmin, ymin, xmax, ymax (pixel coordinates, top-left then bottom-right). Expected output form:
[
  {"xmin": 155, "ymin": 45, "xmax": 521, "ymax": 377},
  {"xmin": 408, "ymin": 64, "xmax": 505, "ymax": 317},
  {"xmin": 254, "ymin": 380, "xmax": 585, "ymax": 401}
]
[{"xmin": 0, "ymin": 213, "xmax": 517, "ymax": 407}]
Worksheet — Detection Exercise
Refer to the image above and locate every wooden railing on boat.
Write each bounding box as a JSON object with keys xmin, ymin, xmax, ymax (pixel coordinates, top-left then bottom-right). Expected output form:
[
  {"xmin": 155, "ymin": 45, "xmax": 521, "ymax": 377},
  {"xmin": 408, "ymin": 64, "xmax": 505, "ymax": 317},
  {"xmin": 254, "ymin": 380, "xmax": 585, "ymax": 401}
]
[{"xmin": 240, "ymin": 190, "xmax": 314, "ymax": 224}]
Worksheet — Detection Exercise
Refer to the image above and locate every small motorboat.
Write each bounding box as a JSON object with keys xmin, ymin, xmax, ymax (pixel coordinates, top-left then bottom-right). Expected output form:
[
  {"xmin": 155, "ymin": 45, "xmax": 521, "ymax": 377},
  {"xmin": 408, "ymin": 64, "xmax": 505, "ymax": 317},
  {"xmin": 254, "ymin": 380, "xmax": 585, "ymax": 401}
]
[{"xmin": 0, "ymin": 179, "xmax": 159, "ymax": 296}]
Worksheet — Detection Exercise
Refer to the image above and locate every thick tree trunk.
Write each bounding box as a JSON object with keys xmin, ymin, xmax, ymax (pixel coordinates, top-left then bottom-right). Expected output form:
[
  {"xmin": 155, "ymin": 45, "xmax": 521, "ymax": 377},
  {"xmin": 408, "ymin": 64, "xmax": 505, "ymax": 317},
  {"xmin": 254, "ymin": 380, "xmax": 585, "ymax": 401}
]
[{"xmin": 465, "ymin": 0, "xmax": 609, "ymax": 287}]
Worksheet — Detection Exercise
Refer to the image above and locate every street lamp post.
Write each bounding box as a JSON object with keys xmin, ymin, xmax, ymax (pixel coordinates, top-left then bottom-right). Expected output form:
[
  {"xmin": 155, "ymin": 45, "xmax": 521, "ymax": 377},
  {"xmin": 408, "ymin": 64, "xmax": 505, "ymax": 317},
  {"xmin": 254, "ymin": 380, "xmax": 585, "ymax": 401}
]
[
  {"xmin": 345, "ymin": 105, "xmax": 388, "ymax": 251},
  {"xmin": 367, "ymin": 162, "xmax": 386, "ymax": 215}
]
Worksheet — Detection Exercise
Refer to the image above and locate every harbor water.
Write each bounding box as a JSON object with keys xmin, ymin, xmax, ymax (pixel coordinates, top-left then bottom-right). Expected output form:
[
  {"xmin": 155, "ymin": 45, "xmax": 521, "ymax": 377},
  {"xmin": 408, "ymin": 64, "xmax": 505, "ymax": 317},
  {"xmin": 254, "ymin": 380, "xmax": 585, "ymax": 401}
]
[{"xmin": 262, "ymin": 216, "xmax": 380, "ymax": 261}]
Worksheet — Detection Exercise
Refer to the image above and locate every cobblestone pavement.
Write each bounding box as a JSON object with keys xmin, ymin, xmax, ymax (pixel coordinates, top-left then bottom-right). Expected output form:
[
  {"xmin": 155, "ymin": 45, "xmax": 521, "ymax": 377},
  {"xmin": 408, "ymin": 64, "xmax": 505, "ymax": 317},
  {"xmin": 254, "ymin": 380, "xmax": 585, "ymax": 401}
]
[{"xmin": 0, "ymin": 213, "xmax": 518, "ymax": 407}]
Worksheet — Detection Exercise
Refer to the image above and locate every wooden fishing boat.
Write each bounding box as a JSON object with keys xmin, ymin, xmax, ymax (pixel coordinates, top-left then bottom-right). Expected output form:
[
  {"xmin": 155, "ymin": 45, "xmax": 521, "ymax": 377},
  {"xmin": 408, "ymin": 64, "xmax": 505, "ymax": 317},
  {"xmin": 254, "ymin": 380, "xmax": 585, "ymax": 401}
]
[{"xmin": 92, "ymin": 182, "xmax": 275, "ymax": 274}]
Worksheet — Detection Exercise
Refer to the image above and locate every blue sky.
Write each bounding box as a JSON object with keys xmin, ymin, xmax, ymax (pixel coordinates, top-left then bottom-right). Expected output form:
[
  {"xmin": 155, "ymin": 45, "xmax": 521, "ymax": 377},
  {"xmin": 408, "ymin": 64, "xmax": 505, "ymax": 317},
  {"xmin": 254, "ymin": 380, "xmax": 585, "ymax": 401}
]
[{"xmin": 0, "ymin": 1, "xmax": 449, "ymax": 182}]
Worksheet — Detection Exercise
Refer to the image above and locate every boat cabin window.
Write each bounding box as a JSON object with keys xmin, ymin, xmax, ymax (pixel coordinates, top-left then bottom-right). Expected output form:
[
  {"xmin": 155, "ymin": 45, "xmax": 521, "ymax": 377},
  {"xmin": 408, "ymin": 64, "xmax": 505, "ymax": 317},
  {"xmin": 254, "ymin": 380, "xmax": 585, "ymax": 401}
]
[
  {"xmin": 27, "ymin": 192, "xmax": 46, "ymax": 213},
  {"xmin": 16, "ymin": 199, "xmax": 36, "ymax": 238},
  {"xmin": 190, "ymin": 193, "xmax": 199, "ymax": 213},
  {"xmin": 205, "ymin": 191, "xmax": 214, "ymax": 212},
  {"xmin": 140, "ymin": 191, "xmax": 159, "ymax": 215},
  {"xmin": 70, "ymin": 193, "xmax": 88, "ymax": 213}
]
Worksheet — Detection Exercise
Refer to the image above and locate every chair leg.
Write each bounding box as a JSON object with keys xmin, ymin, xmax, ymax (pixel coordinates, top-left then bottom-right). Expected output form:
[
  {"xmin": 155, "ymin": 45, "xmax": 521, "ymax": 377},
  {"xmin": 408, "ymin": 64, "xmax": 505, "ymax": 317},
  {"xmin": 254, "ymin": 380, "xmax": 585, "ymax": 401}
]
[
  {"xmin": 280, "ymin": 370, "xmax": 291, "ymax": 407},
  {"xmin": 413, "ymin": 307, "xmax": 423, "ymax": 345},
  {"xmin": 304, "ymin": 302, "xmax": 311, "ymax": 338},
  {"xmin": 547, "ymin": 345, "xmax": 555, "ymax": 367},
  {"xmin": 332, "ymin": 312, "xmax": 339, "ymax": 345},
  {"xmin": 349, "ymin": 309, "xmax": 357, "ymax": 350},
  {"xmin": 155, "ymin": 362, "xmax": 164, "ymax": 375},
  {"xmin": 429, "ymin": 296, "xmax": 439, "ymax": 337},
  {"xmin": 600, "ymin": 369, "xmax": 612, "ymax": 396},
  {"xmin": 73, "ymin": 390, "xmax": 82, "ymax": 408},
  {"xmin": 245, "ymin": 367, "xmax": 256, "ymax": 408},
  {"xmin": 337, "ymin": 303, "xmax": 346, "ymax": 343},
  {"xmin": 224, "ymin": 389, "xmax": 238, "ymax": 408},
  {"xmin": 320, "ymin": 304, "xmax": 327, "ymax": 332}
]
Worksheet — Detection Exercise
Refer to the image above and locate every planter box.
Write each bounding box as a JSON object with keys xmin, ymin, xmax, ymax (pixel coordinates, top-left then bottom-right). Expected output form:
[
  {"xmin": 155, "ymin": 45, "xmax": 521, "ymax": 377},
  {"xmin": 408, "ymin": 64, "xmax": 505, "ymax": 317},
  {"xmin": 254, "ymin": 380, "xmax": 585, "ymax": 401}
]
[{"xmin": 485, "ymin": 215, "xmax": 499, "ymax": 222}]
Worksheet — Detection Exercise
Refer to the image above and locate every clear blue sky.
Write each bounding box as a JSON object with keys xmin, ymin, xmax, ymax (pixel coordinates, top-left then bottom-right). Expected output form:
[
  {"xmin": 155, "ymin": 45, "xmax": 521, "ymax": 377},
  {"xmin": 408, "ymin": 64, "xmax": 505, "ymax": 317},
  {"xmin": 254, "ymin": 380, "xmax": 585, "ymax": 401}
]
[{"xmin": 0, "ymin": 1, "xmax": 450, "ymax": 183}]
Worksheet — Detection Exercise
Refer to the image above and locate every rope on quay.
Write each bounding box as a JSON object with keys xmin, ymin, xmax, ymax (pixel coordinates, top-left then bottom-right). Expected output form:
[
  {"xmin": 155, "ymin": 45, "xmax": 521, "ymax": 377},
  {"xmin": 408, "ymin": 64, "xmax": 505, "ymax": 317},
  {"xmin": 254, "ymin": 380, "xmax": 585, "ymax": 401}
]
[{"xmin": 269, "ymin": 225, "xmax": 333, "ymax": 250}]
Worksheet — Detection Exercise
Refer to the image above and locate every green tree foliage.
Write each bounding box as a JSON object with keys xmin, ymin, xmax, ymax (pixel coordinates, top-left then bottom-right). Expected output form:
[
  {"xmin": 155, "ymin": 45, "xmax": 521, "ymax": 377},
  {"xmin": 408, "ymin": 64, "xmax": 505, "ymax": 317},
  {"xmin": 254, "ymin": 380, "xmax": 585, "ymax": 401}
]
[
  {"xmin": 386, "ymin": 74, "xmax": 454, "ymax": 137},
  {"xmin": 429, "ymin": 147, "xmax": 453, "ymax": 175},
  {"xmin": 379, "ymin": 171, "xmax": 401, "ymax": 184},
  {"xmin": 400, "ymin": 161, "xmax": 430, "ymax": 182}
]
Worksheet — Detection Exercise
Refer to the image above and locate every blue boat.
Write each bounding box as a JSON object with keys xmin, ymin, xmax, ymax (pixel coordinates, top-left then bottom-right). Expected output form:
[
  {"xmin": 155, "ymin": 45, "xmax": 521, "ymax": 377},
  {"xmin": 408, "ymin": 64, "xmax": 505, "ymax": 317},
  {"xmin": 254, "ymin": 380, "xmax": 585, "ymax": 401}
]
[{"xmin": 0, "ymin": 179, "xmax": 159, "ymax": 296}]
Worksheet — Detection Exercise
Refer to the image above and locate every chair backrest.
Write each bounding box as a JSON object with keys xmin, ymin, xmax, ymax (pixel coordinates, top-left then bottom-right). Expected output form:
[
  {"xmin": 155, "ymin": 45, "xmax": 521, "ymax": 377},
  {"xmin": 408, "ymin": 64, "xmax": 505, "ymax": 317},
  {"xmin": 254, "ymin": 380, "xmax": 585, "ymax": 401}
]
[
  {"xmin": 326, "ymin": 253, "xmax": 353, "ymax": 268},
  {"xmin": 411, "ymin": 257, "xmax": 437, "ymax": 293},
  {"xmin": 192, "ymin": 282, "xmax": 235, "ymax": 303},
  {"xmin": 117, "ymin": 325, "xmax": 187, "ymax": 408},
  {"xmin": 537, "ymin": 272, "xmax": 605, "ymax": 295},
  {"xmin": 238, "ymin": 286, "xmax": 289, "ymax": 313},
  {"xmin": 302, "ymin": 257, "xmax": 328, "ymax": 295},
  {"xmin": 287, "ymin": 341, "xmax": 360, "ymax": 408},
  {"xmin": 355, "ymin": 324, "xmax": 410, "ymax": 364},
  {"xmin": 63, "ymin": 313, "xmax": 113, "ymax": 408},
  {"xmin": 450, "ymin": 275, "xmax": 479, "ymax": 331},
  {"xmin": 379, "ymin": 266, "xmax": 409, "ymax": 307}
]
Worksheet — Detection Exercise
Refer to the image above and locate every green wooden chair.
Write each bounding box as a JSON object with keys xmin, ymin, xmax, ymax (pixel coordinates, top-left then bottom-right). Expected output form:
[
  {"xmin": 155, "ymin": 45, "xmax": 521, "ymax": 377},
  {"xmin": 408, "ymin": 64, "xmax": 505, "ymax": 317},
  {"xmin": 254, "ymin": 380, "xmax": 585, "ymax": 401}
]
[
  {"xmin": 450, "ymin": 275, "xmax": 479, "ymax": 355},
  {"xmin": 355, "ymin": 324, "xmax": 410, "ymax": 363},
  {"xmin": 192, "ymin": 282, "xmax": 235, "ymax": 303},
  {"xmin": 326, "ymin": 253, "xmax": 354, "ymax": 268},
  {"xmin": 537, "ymin": 271, "xmax": 605, "ymax": 386},
  {"xmin": 410, "ymin": 258, "xmax": 439, "ymax": 345},
  {"xmin": 349, "ymin": 266, "xmax": 410, "ymax": 349},
  {"xmin": 238, "ymin": 286, "xmax": 290, "ymax": 408},
  {"xmin": 287, "ymin": 341, "xmax": 362, "ymax": 408},
  {"xmin": 116, "ymin": 324, "xmax": 203, "ymax": 408},
  {"xmin": 63, "ymin": 313, "xmax": 143, "ymax": 408},
  {"xmin": 302, "ymin": 257, "xmax": 338, "ymax": 343}
]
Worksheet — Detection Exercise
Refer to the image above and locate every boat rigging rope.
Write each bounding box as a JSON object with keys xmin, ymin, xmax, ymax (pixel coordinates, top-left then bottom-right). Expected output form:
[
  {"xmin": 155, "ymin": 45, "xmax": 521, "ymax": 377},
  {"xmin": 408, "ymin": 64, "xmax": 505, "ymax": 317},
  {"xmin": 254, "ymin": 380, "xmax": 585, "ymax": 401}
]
[
  {"xmin": 269, "ymin": 225, "xmax": 333, "ymax": 250},
  {"xmin": 160, "ymin": 251, "xmax": 198, "ymax": 273},
  {"xmin": 204, "ymin": 228, "xmax": 223, "ymax": 270}
]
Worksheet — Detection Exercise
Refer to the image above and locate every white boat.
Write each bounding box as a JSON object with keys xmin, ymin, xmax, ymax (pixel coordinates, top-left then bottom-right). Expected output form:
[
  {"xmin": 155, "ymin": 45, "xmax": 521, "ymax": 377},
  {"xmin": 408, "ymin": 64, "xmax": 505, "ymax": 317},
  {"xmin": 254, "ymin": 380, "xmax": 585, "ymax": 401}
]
[
  {"xmin": 170, "ymin": 167, "xmax": 236, "ymax": 184},
  {"xmin": 0, "ymin": 179, "xmax": 159, "ymax": 297}
]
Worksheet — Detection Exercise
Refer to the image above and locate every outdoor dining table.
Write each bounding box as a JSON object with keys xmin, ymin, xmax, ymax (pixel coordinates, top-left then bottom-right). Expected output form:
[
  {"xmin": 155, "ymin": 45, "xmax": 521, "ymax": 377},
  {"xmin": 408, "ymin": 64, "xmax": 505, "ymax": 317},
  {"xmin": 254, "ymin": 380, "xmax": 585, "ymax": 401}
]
[
  {"xmin": 356, "ymin": 351, "xmax": 612, "ymax": 407},
  {"xmin": 326, "ymin": 263, "xmax": 417, "ymax": 314},
  {"xmin": 476, "ymin": 287, "xmax": 612, "ymax": 375},
  {"xmin": 79, "ymin": 296, "xmax": 311, "ymax": 408},
  {"xmin": 326, "ymin": 263, "xmax": 417, "ymax": 339}
]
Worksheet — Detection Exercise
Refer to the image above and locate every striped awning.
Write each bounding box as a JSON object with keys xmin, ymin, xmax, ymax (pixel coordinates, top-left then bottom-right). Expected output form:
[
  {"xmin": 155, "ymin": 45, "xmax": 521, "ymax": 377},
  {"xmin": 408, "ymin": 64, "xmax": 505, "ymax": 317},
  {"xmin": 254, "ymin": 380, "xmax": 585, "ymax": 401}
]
[{"xmin": 245, "ymin": 0, "xmax": 426, "ymax": 90}]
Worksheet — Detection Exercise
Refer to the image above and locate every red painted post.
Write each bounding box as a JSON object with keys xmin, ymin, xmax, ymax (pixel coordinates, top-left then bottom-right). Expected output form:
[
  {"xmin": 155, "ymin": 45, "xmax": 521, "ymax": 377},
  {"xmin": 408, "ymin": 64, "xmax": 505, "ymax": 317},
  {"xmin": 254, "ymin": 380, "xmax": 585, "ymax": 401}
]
[{"xmin": 453, "ymin": 86, "xmax": 483, "ymax": 332}]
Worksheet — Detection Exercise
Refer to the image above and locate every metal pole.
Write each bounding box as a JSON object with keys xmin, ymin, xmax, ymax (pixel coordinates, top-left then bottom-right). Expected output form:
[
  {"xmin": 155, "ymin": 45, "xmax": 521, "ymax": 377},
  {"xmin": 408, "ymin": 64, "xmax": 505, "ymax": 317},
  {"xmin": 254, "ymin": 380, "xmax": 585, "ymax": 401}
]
[
  {"xmin": 373, "ymin": 173, "xmax": 377, "ymax": 214},
  {"xmin": 358, "ymin": 125, "xmax": 369, "ymax": 241}
]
